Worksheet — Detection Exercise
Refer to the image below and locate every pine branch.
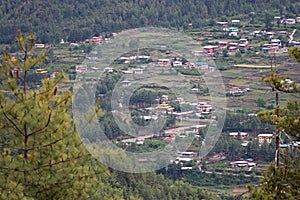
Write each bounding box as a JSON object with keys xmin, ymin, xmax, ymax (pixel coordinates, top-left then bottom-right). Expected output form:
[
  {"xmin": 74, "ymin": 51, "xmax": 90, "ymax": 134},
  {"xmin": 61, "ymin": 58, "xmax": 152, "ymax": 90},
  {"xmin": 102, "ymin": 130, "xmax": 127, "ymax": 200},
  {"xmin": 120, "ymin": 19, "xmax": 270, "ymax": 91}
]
[
  {"xmin": 27, "ymin": 111, "xmax": 52, "ymax": 137},
  {"xmin": 0, "ymin": 166, "xmax": 25, "ymax": 172},
  {"xmin": 2, "ymin": 110, "xmax": 25, "ymax": 136},
  {"xmin": 33, "ymin": 155, "xmax": 85, "ymax": 171},
  {"xmin": 26, "ymin": 134, "xmax": 64, "ymax": 151}
]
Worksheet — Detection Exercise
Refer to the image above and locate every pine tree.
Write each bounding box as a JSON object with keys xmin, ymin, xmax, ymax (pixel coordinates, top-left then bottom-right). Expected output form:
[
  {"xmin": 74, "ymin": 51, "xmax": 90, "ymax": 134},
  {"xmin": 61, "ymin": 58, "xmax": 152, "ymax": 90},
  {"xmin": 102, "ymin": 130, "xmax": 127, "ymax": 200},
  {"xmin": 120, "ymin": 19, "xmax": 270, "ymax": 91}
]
[
  {"xmin": 248, "ymin": 47, "xmax": 300, "ymax": 199},
  {"xmin": 0, "ymin": 30, "xmax": 106, "ymax": 199},
  {"xmin": 258, "ymin": 51, "xmax": 300, "ymax": 168}
]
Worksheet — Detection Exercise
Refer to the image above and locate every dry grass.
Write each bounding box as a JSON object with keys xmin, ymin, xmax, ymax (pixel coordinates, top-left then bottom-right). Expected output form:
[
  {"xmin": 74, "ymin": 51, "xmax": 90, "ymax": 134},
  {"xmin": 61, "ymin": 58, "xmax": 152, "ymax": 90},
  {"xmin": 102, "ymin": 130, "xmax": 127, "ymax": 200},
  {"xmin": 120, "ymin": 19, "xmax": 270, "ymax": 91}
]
[{"xmin": 233, "ymin": 64, "xmax": 271, "ymax": 69}]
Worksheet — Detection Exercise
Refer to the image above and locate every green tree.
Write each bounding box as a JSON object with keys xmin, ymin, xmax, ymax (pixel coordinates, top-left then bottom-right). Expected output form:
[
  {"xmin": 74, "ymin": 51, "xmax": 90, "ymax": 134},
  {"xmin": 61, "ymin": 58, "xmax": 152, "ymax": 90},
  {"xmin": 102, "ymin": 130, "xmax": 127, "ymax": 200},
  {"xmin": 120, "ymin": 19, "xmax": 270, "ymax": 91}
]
[
  {"xmin": 249, "ymin": 156, "xmax": 300, "ymax": 200},
  {"xmin": 249, "ymin": 47, "xmax": 300, "ymax": 199},
  {"xmin": 258, "ymin": 53, "xmax": 300, "ymax": 167},
  {"xmin": 0, "ymin": 30, "xmax": 106, "ymax": 199},
  {"xmin": 235, "ymin": 50, "xmax": 242, "ymax": 57},
  {"xmin": 264, "ymin": 12, "xmax": 273, "ymax": 31},
  {"xmin": 223, "ymin": 49, "xmax": 229, "ymax": 57},
  {"xmin": 256, "ymin": 98, "xmax": 266, "ymax": 108}
]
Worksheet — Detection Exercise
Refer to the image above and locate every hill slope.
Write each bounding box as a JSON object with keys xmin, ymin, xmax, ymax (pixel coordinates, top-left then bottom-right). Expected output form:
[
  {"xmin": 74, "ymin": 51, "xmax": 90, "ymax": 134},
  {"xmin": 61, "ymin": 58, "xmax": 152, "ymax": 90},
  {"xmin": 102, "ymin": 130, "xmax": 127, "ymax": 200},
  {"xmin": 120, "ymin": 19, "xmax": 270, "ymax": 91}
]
[{"xmin": 0, "ymin": 0, "xmax": 299, "ymax": 43}]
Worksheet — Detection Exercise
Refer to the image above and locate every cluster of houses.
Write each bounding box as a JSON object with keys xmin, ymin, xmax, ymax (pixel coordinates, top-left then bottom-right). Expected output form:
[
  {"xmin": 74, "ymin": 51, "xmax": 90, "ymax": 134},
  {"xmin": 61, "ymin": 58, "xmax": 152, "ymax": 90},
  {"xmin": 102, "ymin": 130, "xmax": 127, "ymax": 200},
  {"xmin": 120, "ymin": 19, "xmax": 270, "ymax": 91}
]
[
  {"xmin": 201, "ymin": 16, "xmax": 300, "ymax": 57},
  {"xmin": 60, "ymin": 33, "xmax": 118, "ymax": 45},
  {"xmin": 202, "ymin": 38, "xmax": 250, "ymax": 56},
  {"xmin": 115, "ymin": 93, "xmax": 210, "ymax": 158},
  {"xmin": 203, "ymin": 37, "xmax": 286, "ymax": 56},
  {"xmin": 274, "ymin": 16, "xmax": 300, "ymax": 24},
  {"xmin": 229, "ymin": 131, "xmax": 273, "ymax": 144}
]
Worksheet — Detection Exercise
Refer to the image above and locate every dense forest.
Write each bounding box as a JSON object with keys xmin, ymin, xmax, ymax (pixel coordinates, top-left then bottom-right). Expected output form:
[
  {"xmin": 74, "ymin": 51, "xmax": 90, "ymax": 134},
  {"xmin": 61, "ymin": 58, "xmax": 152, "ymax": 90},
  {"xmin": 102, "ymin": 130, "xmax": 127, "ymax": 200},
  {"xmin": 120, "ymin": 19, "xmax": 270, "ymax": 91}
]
[{"xmin": 0, "ymin": 0, "xmax": 300, "ymax": 44}]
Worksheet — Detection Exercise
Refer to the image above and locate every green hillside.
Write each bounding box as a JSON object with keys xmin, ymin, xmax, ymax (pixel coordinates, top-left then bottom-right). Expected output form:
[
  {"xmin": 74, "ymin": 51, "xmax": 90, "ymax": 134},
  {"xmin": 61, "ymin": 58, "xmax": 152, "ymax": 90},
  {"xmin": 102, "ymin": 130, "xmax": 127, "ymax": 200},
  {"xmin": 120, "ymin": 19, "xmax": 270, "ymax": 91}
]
[{"xmin": 0, "ymin": 0, "xmax": 299, "ymax": 44}]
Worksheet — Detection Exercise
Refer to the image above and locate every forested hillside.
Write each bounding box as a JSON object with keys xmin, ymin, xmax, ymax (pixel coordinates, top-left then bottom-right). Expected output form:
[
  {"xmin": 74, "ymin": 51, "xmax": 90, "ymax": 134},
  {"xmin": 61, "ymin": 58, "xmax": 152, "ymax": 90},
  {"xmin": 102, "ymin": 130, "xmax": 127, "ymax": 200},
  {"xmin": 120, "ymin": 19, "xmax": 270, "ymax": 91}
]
[{"xmin": 0, "ymin": 0, "xmax": 300, "ymax": 44}]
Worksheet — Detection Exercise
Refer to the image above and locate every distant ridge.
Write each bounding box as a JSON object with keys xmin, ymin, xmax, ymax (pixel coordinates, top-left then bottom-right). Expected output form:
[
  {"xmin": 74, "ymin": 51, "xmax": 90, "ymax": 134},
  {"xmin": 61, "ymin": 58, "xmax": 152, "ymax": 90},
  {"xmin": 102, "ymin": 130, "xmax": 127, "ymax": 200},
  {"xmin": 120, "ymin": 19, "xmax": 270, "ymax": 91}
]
[{"xmin": 0, "ymin": 0, "xmax": 299, "ymax": 44}]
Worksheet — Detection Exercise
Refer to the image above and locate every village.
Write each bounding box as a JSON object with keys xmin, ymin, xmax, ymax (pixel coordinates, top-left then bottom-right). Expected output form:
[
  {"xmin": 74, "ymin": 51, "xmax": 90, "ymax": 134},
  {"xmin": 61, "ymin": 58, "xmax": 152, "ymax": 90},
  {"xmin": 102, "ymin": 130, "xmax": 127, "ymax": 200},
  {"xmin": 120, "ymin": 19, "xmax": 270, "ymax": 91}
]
[{"xmin": 17, "ymin": 13, "xmax": 300, "ymax": 184}]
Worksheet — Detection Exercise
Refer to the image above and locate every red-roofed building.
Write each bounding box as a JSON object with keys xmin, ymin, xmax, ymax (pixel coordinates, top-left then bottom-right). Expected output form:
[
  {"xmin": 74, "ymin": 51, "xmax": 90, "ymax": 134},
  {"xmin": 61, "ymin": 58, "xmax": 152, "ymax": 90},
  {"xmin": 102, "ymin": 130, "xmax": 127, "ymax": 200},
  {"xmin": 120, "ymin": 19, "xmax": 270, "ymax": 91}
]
[{"xmin": 203, "ymin": 45, "xmax": 219, "ymax": 56}]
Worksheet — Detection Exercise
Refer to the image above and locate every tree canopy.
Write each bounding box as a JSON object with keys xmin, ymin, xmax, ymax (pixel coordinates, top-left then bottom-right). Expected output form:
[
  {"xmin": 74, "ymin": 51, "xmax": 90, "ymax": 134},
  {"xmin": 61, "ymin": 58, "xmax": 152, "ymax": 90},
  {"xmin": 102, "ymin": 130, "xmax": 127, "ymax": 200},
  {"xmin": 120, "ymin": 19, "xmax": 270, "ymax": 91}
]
[{"xmin": 0, "ymin": 0, "xmax": 300, "ymax": 44}]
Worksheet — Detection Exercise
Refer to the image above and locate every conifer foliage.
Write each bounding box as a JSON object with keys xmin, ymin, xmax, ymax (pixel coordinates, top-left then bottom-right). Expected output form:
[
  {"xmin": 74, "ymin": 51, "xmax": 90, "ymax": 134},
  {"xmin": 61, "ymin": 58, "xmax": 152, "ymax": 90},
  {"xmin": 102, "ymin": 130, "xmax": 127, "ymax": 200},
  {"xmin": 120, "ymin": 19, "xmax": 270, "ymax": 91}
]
[
  {"xmin": 0, "ymin": 30, "xmax": 105, "ymax": 199},
  {"xmin": 248, "ymin": 47, "xmax": 300, "ymax": 199}
]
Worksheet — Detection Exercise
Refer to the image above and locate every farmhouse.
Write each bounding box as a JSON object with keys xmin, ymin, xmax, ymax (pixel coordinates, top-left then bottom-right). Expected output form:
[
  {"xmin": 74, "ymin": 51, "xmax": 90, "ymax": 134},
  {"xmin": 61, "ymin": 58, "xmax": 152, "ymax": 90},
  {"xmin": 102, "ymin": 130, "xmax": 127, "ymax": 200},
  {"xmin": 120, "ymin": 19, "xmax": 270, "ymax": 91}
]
[
  {"xmin": 203, "ymin": 45, "xmax": 219, "ymax": 56},
  {"xmin": 229, "ymin": 32, "xmax": 238, "ymax": 37},
  {"xmin": 285, "ymin": 18, "xmax": 296, "ymax": 24},
  {"xmin": 179, "ymin": 152, "xmax": 196, "ymax": 157},
  {"xmin": 239, "ymin": 44, "xmax": 247, "ymax": 49},
  {"xmin": 75, "ymin": 66, "xmax": 87, "ymax": 73},
  {"xmin": 198, "ymin": 102, "xmax": 212, "ymax": 114},
  {"xmin": 104, "ymin": 67, "xmax": 113, "ymax": 73},
  {"xmin": 218, "ymin": 41, "xmax": 228, "ymax": 49},
  {"xmin": 274, "ymin": 16, "xmax": 281, "ymax": 20},
  {"xmin": 230, "ymin": 160, "xmax": 257, "ymax": 168},
  {"xmin": 291, "ymin": 41, "xmax": 300, "ymax": 47},
  {"xmin": 270, "ymin": 39, "xmax": 282, "ymax": 47},
  {"xmin": 35, "ymin": 44, "xmax": 45, "ymax": 48},
  {"xmin": 229, "ymin": 46, "xmax": 238, "ymax": 53},
  {"xmin": 258, "ymin": 133, "xmax": 273, "ymax": 144},
  {"xmin": 230, "ymin": 87, "xmax": 244, "ymax": 95},
  {"xmin": 88, "ymin": 36, "xmax": 103, "ymax": 44},
  {"xmin": 173, "ymin": 61, "xmax": 183, "ymax": 67},
  {"xmin": 228, "ymin": 27, "xmax": 238, "ymax": 32},
  {"xmin": 164, "ymin": 137, "xmax": 175, "ymax": 143},
  {"xmin": 121, "ymin": 80, "xmax": 131, "ymax": 86},
  {"xmin": 231, "ymin": 19, "xmax": 240, "ymax": 24},
  {"xmin": 239, "ymin": 38, "xmax": 248, "ymax": 44},
  {"xmin": 133, "ymin": 68, "xmax": 144, "ymax": 74},
  {"xmin": 122, "ymin": 70, "xmax": 133, "ymax": 75},
  {"xmin": 229, "ymin": 132, "xmax": 248, "ymax": 139},
  {"xmin": 157, "ymin": 59, "xmax": 171, "ymax": 66},
  {"xmin": 261, "ymin": 47, "xmax": 275, "ymax": 54},
  {"xmin": 217, "ymin": 21, "xmax": 228, "ymax": 26},
  {"xmin": 137, "ymin": 55, "xmax": 151, "ymax": 59},
  {"xmin": 176, "ymin": 157, "xmax": 193, "ymax": 162},
  {"xmin": 161, "ymin": 95, "xmax": 168, "ymax": 101},
  {"xmin": 181, "ymin": 167, "xmax": 193, "ymax": 170}
]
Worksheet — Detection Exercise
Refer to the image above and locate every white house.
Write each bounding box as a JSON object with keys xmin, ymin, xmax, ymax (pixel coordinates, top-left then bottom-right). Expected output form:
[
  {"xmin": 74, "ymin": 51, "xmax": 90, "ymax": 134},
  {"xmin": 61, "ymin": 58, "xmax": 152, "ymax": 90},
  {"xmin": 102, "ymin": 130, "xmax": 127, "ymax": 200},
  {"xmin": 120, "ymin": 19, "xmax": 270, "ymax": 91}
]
[
  {"xmin": 217, "ymin": 21, "xmax": 228, "ymax": 26},
  {"xmin": 121, "ymin": 80, "xmax": 131, "ymax": 86},
  {"xmin": 271, "ymin": 39, "xmax": 282, "ymax": 47},
  {"xmin": 239, "ymin": 38, "xmax": 248, "ymax": 44},
  {"xmin": 285, "ymin": 18, "xmax": 296, "ymax": 24},
  {"xmin": 104, "ymin": 67, "xmax": 113, "ymax": 73},
  {"xmin": 173, "ymin": 61, "xmax": 183, "ymax": 67},
  {"xmin": 229, "ymin": 32, "xmax": 238, "ymax": 37},
  {"xmin": 133, "ymin": 68, "xmax": 144, "ymax": 74},
  {"xmin": 229, "ymin": 132, "xmax": 248, "ymax": 139},
  {"xmin": 176, "ymin": 157, "xmax": 193, "ymax": 162},
  {"xmin": 258, "ymin": 134, "xmax": 273, "ymax": 144},
  {"xmin": 231, "ymin": 19, "xmax": 241, "ymax": 24},
  {"xmin": 75, "ymin": 66, "xmax": 87, "ymax": 73},
  {"xmin": 157, "ymin": 59, "xmax": 171, "ymax": 66}
]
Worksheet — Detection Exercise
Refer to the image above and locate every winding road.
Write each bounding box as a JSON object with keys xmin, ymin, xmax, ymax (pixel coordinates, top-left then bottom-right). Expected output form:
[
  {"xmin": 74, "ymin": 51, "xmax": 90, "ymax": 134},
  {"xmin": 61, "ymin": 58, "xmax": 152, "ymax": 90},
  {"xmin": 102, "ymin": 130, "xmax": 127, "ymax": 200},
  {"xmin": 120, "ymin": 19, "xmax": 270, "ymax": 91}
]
[{"xmin": 289, "ymin": 29, "xmax": 297, "ymax": 44}]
